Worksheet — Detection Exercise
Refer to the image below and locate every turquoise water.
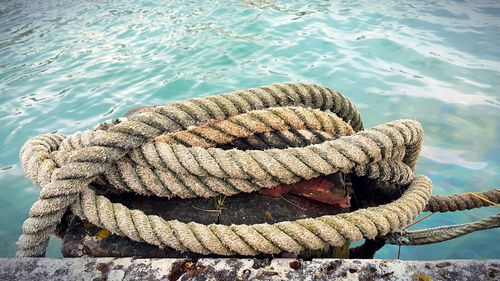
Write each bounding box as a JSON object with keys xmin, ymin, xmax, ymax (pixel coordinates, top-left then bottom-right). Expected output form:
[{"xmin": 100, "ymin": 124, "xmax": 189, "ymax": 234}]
[{"xmin": 1, "ymin": 0, "xmax": 499, "ymax": 259}]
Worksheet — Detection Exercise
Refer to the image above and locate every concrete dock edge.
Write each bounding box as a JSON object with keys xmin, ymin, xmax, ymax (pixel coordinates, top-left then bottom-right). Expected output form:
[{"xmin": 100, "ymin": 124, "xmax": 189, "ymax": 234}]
[{"xmin": 0, "ymin": 258, "xmax": 498, "ymax": 280}]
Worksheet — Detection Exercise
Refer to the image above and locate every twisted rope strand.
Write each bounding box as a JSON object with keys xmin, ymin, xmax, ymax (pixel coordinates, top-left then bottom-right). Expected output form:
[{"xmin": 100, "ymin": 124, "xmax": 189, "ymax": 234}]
[
  {"xmin": 72, "ymin": 175, "xmax": 431, "ymax": 255},
  {"xmin": 384, "ymin": 213, "xmax": 500, "ymax": 245},
  {"xmin": 17, "ymin": 82, "xmax": 499, "ymax": 257},
  {"xmin": 19, "ymin": 83, "xmax": 365, "ymax": 256}
]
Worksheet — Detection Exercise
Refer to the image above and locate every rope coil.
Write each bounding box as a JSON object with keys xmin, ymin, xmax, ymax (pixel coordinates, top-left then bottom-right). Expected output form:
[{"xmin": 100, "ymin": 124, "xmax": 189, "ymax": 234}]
[{"xmin": 17, "ymin": 82, "xmax": 498, "ymax": 257}]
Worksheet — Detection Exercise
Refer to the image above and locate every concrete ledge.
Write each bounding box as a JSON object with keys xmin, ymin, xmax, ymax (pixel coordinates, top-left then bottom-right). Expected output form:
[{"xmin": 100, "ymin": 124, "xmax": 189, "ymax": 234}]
[{"xmin": 0, "ymin": 258, "xmax": 498, "ymax": 281}]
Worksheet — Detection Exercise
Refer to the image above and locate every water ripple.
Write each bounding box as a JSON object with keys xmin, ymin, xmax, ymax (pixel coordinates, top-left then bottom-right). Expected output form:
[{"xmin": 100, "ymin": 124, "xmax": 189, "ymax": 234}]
[{"xmin": 0, "ymin": 0, "xmax": 499, "ymax": 259}]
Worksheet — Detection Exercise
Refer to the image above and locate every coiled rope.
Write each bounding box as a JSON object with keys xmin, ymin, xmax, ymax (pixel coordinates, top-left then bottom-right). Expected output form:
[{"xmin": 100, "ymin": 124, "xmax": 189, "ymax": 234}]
[{"xmin": 17, "ymin": 82, "xmax": 499, "ymax": 257}]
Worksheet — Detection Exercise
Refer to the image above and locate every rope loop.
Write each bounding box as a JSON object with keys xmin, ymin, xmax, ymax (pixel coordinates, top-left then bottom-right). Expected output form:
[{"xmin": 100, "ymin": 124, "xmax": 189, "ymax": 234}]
[{"xmin": 17, "ymin": 82, "xmax": 498, "ymax": 257}]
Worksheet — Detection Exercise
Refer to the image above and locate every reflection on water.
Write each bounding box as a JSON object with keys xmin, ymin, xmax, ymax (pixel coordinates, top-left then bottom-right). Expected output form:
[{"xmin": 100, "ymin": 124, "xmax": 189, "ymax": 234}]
[
  {"xmin": 422, "ymin": 146, "xmax": 488, "ymax": 170},
  {"xmin": 0, "ymin": 0, "xmax": 499, "ymax": 259}
]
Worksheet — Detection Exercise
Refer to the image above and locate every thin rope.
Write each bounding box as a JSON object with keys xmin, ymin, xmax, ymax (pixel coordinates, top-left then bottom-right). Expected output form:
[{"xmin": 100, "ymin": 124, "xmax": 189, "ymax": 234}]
[{"xmin": 385, "ymin": 213, "xmax": 500, "ymax": 245}]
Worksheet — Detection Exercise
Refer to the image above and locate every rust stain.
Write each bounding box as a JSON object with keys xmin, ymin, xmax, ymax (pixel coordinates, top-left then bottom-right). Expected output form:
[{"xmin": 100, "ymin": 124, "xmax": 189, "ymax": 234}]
[
  {"xmin": 265, "ymin": 211, "xmax": 273, "ymax": 220},
  {"xmin": 259, "ymin": 176, "xmax": 350, "ymax": 207},
  {"xmin": 95, "ymin": 229, "xmax": 112, "ymax": 239}
]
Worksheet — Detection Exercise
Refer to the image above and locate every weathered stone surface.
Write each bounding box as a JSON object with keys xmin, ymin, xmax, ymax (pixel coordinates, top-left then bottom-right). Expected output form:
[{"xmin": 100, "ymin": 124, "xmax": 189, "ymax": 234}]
[{"xmin": 1, "ymin": 258, "xmax": 498, "ymax": 281}]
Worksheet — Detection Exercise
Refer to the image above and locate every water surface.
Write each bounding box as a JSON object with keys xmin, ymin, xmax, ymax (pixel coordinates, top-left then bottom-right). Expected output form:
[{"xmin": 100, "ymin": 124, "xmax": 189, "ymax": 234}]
[{"xmin": 0, "ymin": 0, "xmax": 499, "ymax": 259}]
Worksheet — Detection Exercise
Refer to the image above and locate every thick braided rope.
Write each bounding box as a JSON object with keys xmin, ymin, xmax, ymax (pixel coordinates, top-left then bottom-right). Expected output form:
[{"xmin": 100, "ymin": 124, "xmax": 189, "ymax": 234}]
[
  {"xmin": 122, "ymin": 119, "xmax": 422, "ymax": 187},
  {"xmin": 106, "ymin": 110, "xmax": 414, "ymax": 197},
  {"xmin": 19, "ymin": 131, "xmax": 498, "ymax": 255},
  {"xmin": 17, "ymin": 81, "xmax": 499, "ymax": 257},
  {"xmin": 59, "ymin": 107, "xmax": 360, "ymax": 197},
  {"xmin": 68, "ymin": 175, "xmax": 431, "ymax": 255},
  {"xmin": 18, "ymin": 132, "xmax": 417, "ymax": 256},
  {"xmin": 17, "ymin": 83, "xmax": 365, "ymax": 256},
  {"xmin": 64, "ymin": 128, "xmax": 347, "ymax": 198},
  {"xmin": 30, "ymin": 118, "xmax": 420, "ymax": 200},
  {"xmin": 384, "ymin": 213, "xmax": 500, "ymax": 245},
  {"xmin": 217, "ymin": 129, "xmax": 339, "ymax": 150},
  {"xmin": 21, "ymin": 82, "xmax": 498, "ymax": 257},
  {"xmin": 21, "ymin": 130, "xmax": 495, "ymax": 212},
  {"xmin": 154, "ymin": 107, "xmax": 355, "ymax": 148},
  {"xmin": 218, "ymin": 129, "xmax": 337, "ymax": 150},
  {"xmin": 49, "ymin": 109, "xmax": 413, "ymax": 199}
]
